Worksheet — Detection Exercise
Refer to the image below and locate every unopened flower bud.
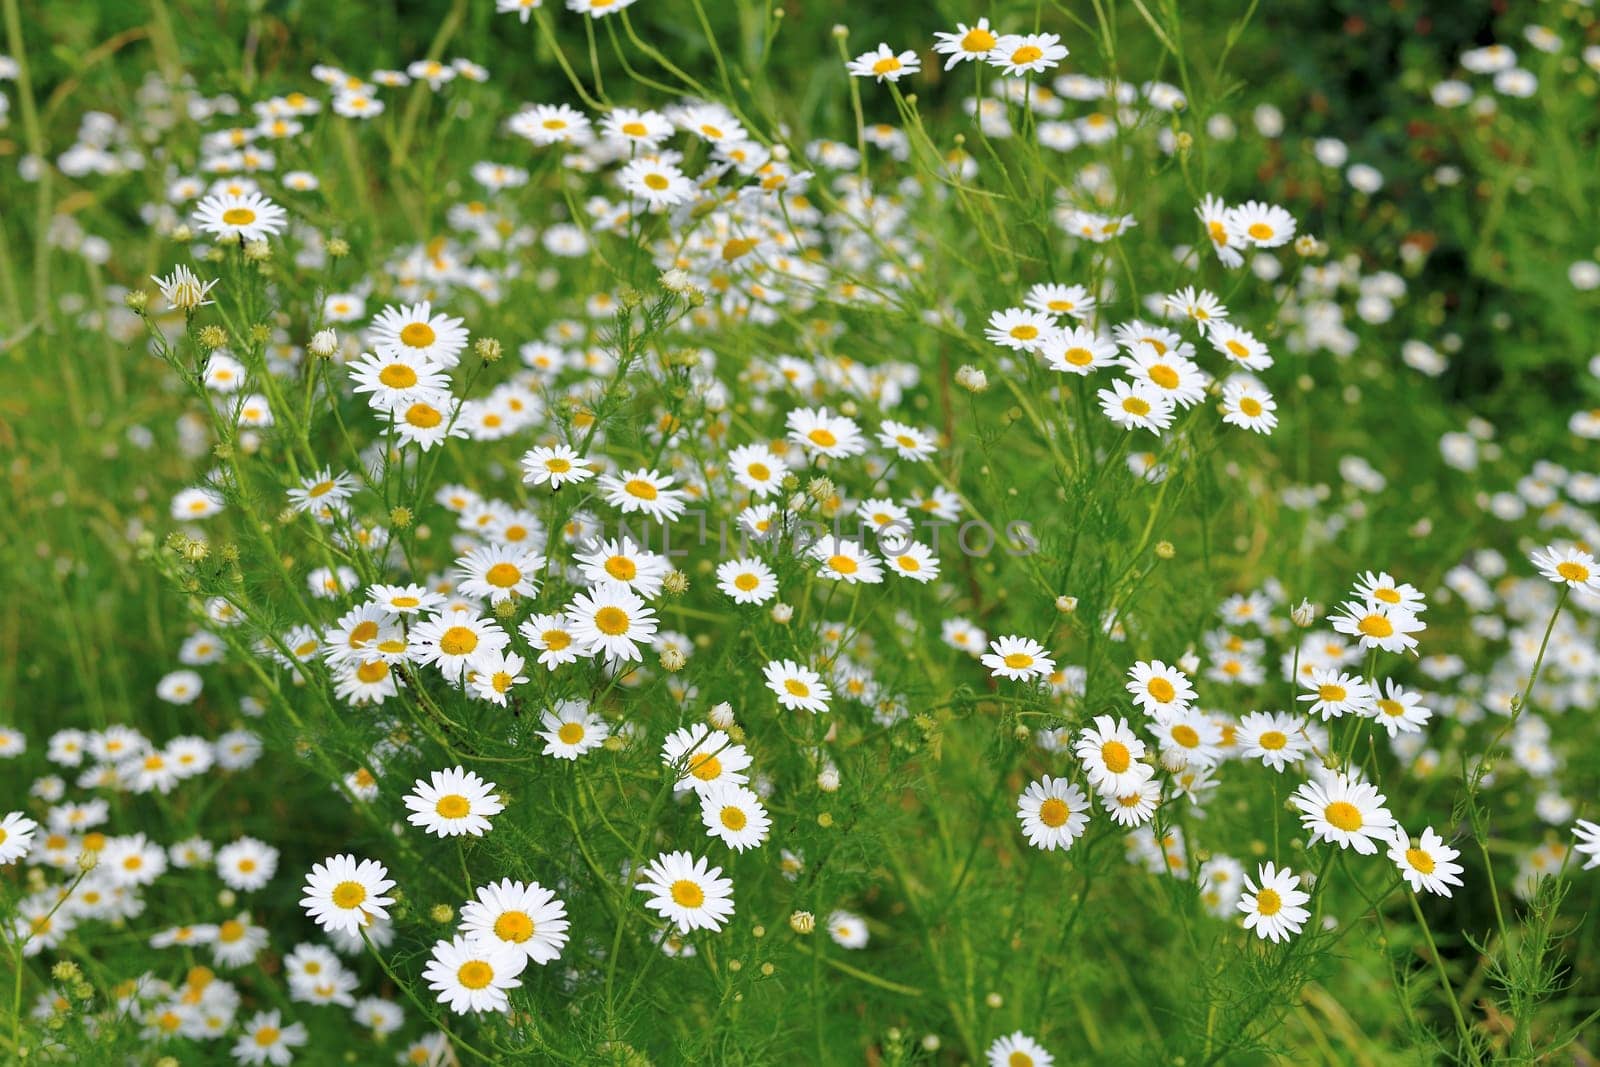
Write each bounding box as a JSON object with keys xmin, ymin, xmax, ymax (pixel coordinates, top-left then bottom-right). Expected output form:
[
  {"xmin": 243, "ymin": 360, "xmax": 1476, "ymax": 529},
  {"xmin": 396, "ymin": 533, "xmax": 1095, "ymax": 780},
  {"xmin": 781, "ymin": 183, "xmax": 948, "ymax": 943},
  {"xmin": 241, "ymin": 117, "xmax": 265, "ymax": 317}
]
[{"xmin": 790, "ymin": 910, "xmax": 815, "ymax": 934}]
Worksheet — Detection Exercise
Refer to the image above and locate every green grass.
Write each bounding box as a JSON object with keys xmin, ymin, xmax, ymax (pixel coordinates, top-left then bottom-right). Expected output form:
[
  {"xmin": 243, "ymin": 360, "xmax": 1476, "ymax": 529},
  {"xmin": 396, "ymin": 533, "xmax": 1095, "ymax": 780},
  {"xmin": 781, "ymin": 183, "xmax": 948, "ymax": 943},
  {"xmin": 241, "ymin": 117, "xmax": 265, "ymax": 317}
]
[{"xmin": 3, "ymin": 0, "xmax": 1600, "ymax": 1064}]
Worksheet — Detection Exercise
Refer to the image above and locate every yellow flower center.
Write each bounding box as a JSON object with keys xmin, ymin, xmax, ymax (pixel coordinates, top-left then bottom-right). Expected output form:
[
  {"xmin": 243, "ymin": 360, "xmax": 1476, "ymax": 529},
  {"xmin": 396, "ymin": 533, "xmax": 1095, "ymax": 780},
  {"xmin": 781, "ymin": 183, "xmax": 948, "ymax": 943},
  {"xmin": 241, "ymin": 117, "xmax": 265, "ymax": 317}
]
[
  {"xmin": 332, "ymin": 881, "xmax": 367, "ymax": 909},
  {"xmin": 1557, "ymin": 561, "xmax": 1591, "ymax": 583},
  {"xmin": 356, "ymin": 660, "xmax": 389, "ymax": 683},
  {"xmin": 594, "ymin": 606, "xmax": 630, "ymax": 635},
  {"xmin": 828, "ymin": 554, "xmax": 858, "ymax": 575},
  {"xmin": 1121, "ymin": 396, "xmax": 1151, "ymax": 417},
  {"xmin": 605, "ymin": 557, "xmax": 638, "ymax": 581},
  {"xmin": 1038, "ymin": 797, "xmax": 1069, "ymax": 827},
  {"xmin": 807, "ymin": 428, "xmax": 838, "ymax": 448},
  {"xmin": 1149, "ymin": 364, "xmax": 1180, "ymax": 390},
  {"xmin": 1147, "ymin": 677, "xmax": 1175, "ymax": 703},
  {"xmin": 1101, "ymin": 740, "xmax": 1131, "ymax": 773},
  {"xmin": 1255, "ymin": 887, "xmax": 1282, "ymax": 916},
  {"xmin": 784, "ymin": 679, "xmax": 810, "ymax": 697},
  {"xmin": 482, "ymin": 563, "xmax": 521, "ymax": 589},
  {"xmin": 1064, "ymin": 346, "xmax": 1093, "ymax": 366},
  {"xmin": 435, "ymin": 794, "xmax": 471, "ymax": 819},
  {"xmin": 690, "ymin": 754, "xmax": 722, "ymax": 780},
  {"xmin": 380, "ymin": 364, "xmax": 418, "ymax": 389},
  {"xmin": 624, "ymin": 478, "xmax": 658, "ymax": 500},
  {"xmin": 1406, "ymin": 848, "xmax": 1435, "ymax": 874},
  {"xmin": 670, "ymin": 880, "xmax": 705, "ymax": 908},
  {"xmin": 1358, "ymin": 615, "xmax": 1394, "ymax": 638},
  {"xmin": 720, "ymin": 807, "xmax": 747, "ymax": 831},
  {"xmin": 1009, "ymin": 324, "xmax": 1040, "ymax": 341},
  {"xmin": 621, "ymin": 121, "xmax": 647, "ymax": 137},
  {"xmin": 1239, "ymin": 397, "xmax": 1264, "ymax": 417},
  {"xmin": 643, "ymin": 173, "xmax": 670, "ymax": 191},
  {"xmin": 400, "ymin": 322, "xmax": 437, "ymax": 348},
  {"xmin": 542, "ymin": 630, "xmax": 572, "ymax": 650},
  {"xmin": 1318, "ymin": 684, "xmax": 1347, "ymax": 703},
  {"xmin": 1011, "ymin": 45, "xmax": 1044, "ymax": 64},
  {"xmin": 440, "ymin": 626, "xmax": 479, "ymax": 656},
  {"xmin": 457, "ymin": 961, "xmax": 495, "ymax": 989},
  {"xmin": 1247, "ymin": 222, "xmax": 1274, "ymax": 240},
  {"xmin": 494, "ymin": 910, "xmax": 535, "ymax": 942},
  {"xmin": 734, "ymin": 573, "xmax": 760, "ymax": 591},
  {"xmin": 1002, "ymin": 652, "xmax": 1033, "ymax": 669},
  {"xmin": 1171, "ymin": 725, "xmax": 1200, "ymax": 748},
  {"xmin": 217, "ymin": 920, "xmax": 245, "ymax": 943},
  {"xmin": 1325, "ymin": 801, "xmax": 1363, "ymax": 832},
  {"xmin": 221, "ymin": 207, "xmax": 256, "ymax": 225},
  {"xmin": 557, "ymin": 722, "xmax": 586, "ymax": 745},
  {"xmin": 1258, "ymin": 730, "xmax": 1287, "ymax": 751},
  {"xmin": 254, "ymin": 1027, "xmax": 280, "ymax": 1047},
  {"xmin": 962, "ymin": 27, "xmax": 997, "ymax": 52},
  {"xmin": 871, "ymin": 56, "xmax": 903, "ymax": 75},
  {"xmin": 405, "ymin": 403, "xmax": 443, "ymax": 429}
]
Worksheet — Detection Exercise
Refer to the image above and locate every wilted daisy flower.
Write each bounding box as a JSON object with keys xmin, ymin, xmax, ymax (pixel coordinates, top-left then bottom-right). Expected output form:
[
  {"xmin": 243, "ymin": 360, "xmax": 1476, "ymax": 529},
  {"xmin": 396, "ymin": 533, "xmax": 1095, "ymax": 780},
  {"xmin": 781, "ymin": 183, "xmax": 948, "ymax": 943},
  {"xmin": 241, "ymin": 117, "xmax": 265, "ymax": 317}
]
[
  {"xmin": 151, "ymin": 264, "xmax": 219, "ymax": 310},
  {"xmin": 1239, "ymin": 863, "xmax": 1310, "ymax": 943},
  {"xmin": 422, "ymin": 936, "xmax": 526, "ymax": 1014},
  {"xmin": 1016, "ymin": 776, "xmax": 1089, "ymax": 851},
  {"xmin": 193, "ymin": 191, "xmax": 287, "ymax": 242},
  {"xmin": 300, "ymin": 855, "xmax": 395, "ymax": 936},
  {"xmin": 1292, "ymin": 773, "xmax": 1395, "ymax": 855},
  {"xmin": 404, "ymin": 767, "xmax": 504, "ymax": 838},
  {"xmin": 636, "ymin": 851, "xmax": 736, "ymax": 933},
  {"xmin": 846, "ymin": 43, "xmax": 921, "ymax": 83},
  {"xmin": 1388, "ymin": 827, "xmax": 1464, "ymax": 896},
  {"xmin": 698, "ymin": 781, "xmax": 771, "ymax": 852},
  {"xmin": 460, "ymin": 878, "xmax": 569, "ymax": 964}
]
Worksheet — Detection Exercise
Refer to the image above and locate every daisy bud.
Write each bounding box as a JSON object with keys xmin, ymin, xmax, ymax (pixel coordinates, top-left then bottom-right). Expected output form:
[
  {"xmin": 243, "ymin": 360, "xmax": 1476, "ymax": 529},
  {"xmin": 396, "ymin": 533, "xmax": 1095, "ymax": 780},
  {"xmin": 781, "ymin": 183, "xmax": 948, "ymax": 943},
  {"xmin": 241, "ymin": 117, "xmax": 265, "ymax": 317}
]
[
  {"xmin": 494, "ymin": 598, "xmax": 518, "ymax": 620},
  {"xmin": 389, "ymin": 507, "xmax": 413, "ymax": 529},
  {"xmin": 922, "ymin": 1035, "xmax": 941, "ymax": 1052},
  {"xmin": 242, "ymin": 238, "xmax": 271, "ymax": 261},
  {"xmin": 171, "ymin": 224, "xmax": 193, "ymax": 243},
  {"xmin": 761, "ymin": 962, "xmax": 775, "ymax": 976},
  {"xmin": 985, "ymin": 992, "xmax": 1003, "ymax": 1009},
  {"xmin": 790, "ymin": 910, "xmax": 815, "ymax": 934},
  {"xmin": 1175, "ymin": 131, "xmax": 1194, "ymax": 152},
  {"xmin": 123, "ymin": 289, "xmax": 150, "ymax": 313},
  {"xmin": 1177, "ymin": 650, "xmax": 1200, "ymax": 675},
  {"xmin": 1155, "ymin": 540, "xmax": 1175, "ymax": 559},
  {"xmin": 1013, "ymin": 724, "xmax": 1030, "ymax": 742},
  {"xmin": 475, "ymin": 337, "xmax": 503, "ymax": 363},
  {"xmin": 817, "ymin": 767, "xmax": 840, "ymax": 792},
  {"xmin": 708, "ymin": 702, "xmax": 736, "ymax": 730},
  {"xmin": 1055, "ymin": 595, "xmax": 1078, "ymax": 614},
  {"xmin": 77, "ymin": 850, "xmax": 99, "ymax": 872},
  {"xmin": 430, "ymin": 903, "xmax": 454, "ymax": 923},
  {"xmin": 955, "ymin": 364, "xmax": 989, "ymax": 392},
  {"xmin": 806, "ymin": 476, "xmax": 835, "ymax": 502},
  {"xmin": 308, "ymin": 328, "xmax": 338, "ymax": 358},
  {"xmin": 327, "ymin": 237, "xmax": 350, "ymax": 258},
  {"xmin": 198, "ymin": 325, "xmax": 229, "ymax": 350},
  {"xmin": 830, "ymin": 23, "xmax": 847, "ymax": 37},
  {"xmin": 753, "ymin": 925, "xmax": 766, "ymax": 938},
  {"xmin": 660, "ymin": 647, "xmax": 686, "ymax": 672},
  {"xmin": 1290, "ymin": 598, "xmax": 1318, "ymax": 627},
  {"xmin": 50, "ymin": 962, "xmax": 80, "ymax": 983},
  {"xmin": 663, "ymin": 570, "xmax": 689, "ymax": 596},
  {"xmin": 217, "ymin": 889, "xmax": 236, "ymax": 909},
  {"xmin": 817, "ymin": 812, "xmax": 833, "ymax": 827},
  {"xmin": 771, "ymin": 603, "xmax": 793, "ymax": 623},
  {"xmin": 182, "ymin": 539, "xmax": 209, "ymax": 564},
  {"xmin": 660, "ymin": 268, "xmax": 693, "ymax": 293}
]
